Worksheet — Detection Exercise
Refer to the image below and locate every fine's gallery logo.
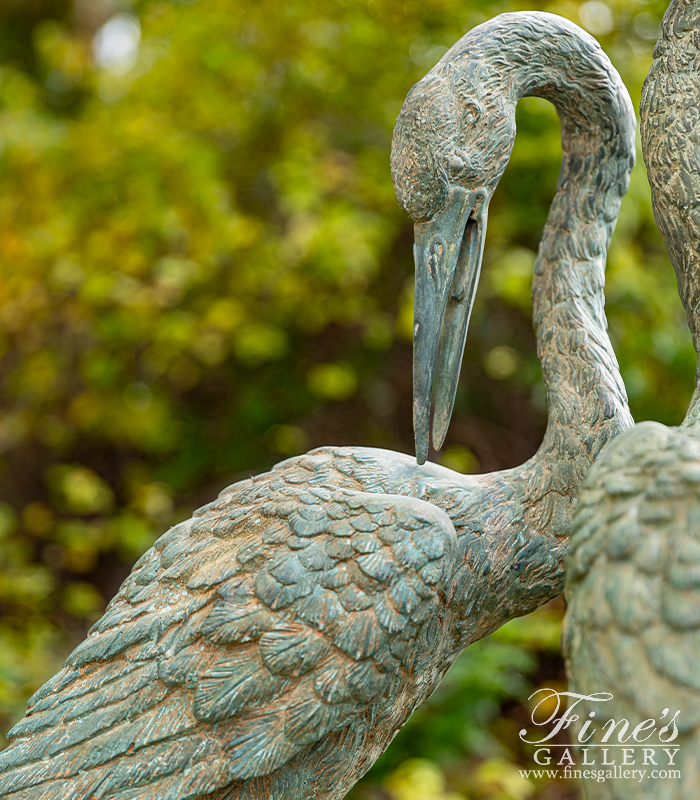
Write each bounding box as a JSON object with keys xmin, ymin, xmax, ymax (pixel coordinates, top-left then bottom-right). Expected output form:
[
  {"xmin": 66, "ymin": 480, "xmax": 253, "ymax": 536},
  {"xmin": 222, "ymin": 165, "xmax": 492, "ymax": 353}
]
[{"xmin": 516, "ymin": 689, "xmax": 682, "ymax": 784}]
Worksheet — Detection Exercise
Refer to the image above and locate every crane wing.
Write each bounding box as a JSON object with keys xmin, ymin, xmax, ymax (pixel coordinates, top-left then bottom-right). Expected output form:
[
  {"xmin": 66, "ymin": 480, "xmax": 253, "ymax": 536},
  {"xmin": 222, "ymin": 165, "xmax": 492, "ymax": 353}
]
[
  {"xmin": 564, "ymin": 421, "xmax": 700, "ymax": 781},
  {"xmin": 0, "ymin": 448, "xmax": 458, "ymax": 800}
]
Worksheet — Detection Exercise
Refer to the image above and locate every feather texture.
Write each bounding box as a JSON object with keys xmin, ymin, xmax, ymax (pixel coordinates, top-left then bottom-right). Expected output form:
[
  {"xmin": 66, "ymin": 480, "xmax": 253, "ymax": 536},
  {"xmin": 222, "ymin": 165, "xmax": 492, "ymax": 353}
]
[
  {"xmin": 565, "ymin": 424, "xmax": 700, "ymax": 798},
  {"xmin": 0, "ymin": 448, "xmax": 457, "ymax": 800}
]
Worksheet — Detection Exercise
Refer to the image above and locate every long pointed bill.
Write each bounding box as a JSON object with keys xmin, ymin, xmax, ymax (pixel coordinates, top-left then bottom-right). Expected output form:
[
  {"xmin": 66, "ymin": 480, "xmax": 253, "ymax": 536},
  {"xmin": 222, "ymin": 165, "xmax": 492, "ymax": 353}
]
[
  {"xmin": 432, "ymin": 194, "xmax": 488, "ymax": 450},
  {"xmin": 413, "ymin": 187, "xmax": 488, "ymax": 464}
]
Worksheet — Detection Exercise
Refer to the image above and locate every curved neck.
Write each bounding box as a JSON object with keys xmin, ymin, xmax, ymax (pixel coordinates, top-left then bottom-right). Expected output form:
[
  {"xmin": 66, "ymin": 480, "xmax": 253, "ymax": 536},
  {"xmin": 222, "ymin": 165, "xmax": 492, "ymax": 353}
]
[
  {"xmin": 642, "ymin": 0, "xmax": 700, "ymax": 427},
  {"xmin": 453, "ymin": 13, "xmax": 636, "ymax": 466},
  {"xmin": 523, "ymin": 46, "xmax": 636, "ymax": 466}
]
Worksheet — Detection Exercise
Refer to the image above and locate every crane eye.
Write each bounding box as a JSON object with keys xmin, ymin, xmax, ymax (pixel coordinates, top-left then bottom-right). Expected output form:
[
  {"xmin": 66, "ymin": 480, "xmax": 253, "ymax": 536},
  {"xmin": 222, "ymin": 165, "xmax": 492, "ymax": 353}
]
[
  {"xmin": 463, "ymin": 100, "xmax": 481, "ymax": 124},
  {"xmin": 448, "ymin": 152, "xmax": 471, "ymax": 176}
]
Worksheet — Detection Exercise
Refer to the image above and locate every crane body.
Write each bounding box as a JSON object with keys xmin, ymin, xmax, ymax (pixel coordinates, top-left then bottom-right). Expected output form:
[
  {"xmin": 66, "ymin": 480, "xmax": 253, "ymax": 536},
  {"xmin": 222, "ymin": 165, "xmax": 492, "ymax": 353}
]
[{"xmin": 1, "ymin": 12, "xmax": 635, "ymax": 800}]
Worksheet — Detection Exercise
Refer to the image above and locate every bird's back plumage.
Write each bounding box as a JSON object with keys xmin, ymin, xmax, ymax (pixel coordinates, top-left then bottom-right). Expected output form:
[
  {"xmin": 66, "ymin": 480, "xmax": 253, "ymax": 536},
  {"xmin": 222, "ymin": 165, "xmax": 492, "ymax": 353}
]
[
  {"xmin": 0, "ymin": 448, "xmax": 459, "ymax": 800},
  {"xmin": 564, "ymin": 422, "xmax": 700, "ymax": 798}
]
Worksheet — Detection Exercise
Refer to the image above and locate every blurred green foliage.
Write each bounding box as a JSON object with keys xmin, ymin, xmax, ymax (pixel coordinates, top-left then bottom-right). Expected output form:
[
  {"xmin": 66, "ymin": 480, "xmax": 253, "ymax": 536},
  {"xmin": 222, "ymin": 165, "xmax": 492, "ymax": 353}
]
[{"xmin": 0, "ymin": 0, "xmax": 684, "ymax": 797}]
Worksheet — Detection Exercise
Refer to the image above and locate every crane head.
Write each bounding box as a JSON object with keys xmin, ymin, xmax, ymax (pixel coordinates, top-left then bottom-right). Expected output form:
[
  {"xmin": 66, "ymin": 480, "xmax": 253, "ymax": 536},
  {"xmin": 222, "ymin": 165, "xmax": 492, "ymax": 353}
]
[{"xmin": 391, "ymin": 65, "xmax": 515, "ymax": 464}]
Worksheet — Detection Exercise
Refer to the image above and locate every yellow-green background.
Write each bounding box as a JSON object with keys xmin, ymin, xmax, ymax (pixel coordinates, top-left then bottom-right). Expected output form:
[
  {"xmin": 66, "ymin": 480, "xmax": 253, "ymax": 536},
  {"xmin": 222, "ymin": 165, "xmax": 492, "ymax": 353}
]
[{"xmin": 0, "ymin": 0, "xmax": 684, "ymax": 797}]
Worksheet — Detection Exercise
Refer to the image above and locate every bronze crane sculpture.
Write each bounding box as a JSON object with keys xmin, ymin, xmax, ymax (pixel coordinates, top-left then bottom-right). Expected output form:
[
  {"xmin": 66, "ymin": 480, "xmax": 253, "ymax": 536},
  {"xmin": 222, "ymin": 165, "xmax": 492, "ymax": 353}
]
[
  {"xmin": 0, "ymin": 12, "xmax": 634, "ymax": 800},
  {"xmin": 564, "ymin": 1, "xmax": 700, "ymax": 796}
]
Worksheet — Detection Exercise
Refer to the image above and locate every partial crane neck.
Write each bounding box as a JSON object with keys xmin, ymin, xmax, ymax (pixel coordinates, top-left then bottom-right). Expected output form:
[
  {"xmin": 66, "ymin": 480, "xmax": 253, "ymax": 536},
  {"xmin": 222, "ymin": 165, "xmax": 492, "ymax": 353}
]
[
  {"xmin": 523, "ymin": 33, "xmax": 636, "ymax": 469},
  {"xmin": 655, "ymin": 0, "xmax": 700, "ymax": 39},
  {"xmin": 642, "ymin": 0, "xmax": 700, "ymax": 427},
  {"xmin": 459, "ymin": 13, "xmax": 636, "ymax": 470}
]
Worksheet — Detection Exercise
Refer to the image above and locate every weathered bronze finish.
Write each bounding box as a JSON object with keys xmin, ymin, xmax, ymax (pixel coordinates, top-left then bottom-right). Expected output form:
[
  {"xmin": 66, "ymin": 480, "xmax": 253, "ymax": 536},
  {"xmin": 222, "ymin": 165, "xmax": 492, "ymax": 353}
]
[
  {"xmin": 0, "ymin": 13, "xmax": 634, "ymax": 800},
  {"xmin": 564, "ymin": 3, "xmax": 700, "ymax": 796}
]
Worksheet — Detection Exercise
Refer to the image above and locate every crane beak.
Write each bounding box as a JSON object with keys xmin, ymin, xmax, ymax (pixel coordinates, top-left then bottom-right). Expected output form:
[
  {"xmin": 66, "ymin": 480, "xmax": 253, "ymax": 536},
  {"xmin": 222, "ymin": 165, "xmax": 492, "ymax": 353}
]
[{"xmin": 413, "ymin": 186, "xmax": 488, "ymax": 464}]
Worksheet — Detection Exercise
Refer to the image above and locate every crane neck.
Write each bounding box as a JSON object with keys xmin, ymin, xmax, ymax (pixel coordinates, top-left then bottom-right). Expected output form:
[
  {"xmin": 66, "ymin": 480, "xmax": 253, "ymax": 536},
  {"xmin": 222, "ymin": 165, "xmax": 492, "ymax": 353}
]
[
  {"xmin": 655, "ymin": 0, "xmax": 700, "ymax": 40},
  {"xmin": 365, "ymin": 15, "xmax": 637, "ymax": 638},
  {"xmin": 452, "ymin": 12, "xmax": 636, "ymax": 464},
  {"xmin": 641, "ymin": 0, "xmax": 700, "ymax": 428}
]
